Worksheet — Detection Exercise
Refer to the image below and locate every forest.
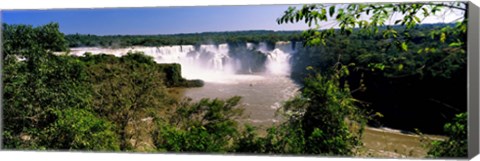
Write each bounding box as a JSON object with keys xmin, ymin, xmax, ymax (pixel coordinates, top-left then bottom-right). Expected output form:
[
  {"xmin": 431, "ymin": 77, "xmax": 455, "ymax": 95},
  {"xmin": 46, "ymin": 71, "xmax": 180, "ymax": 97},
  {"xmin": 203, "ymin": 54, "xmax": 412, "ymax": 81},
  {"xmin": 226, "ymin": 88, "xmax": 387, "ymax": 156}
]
[
  {"xmin": 2, "ymin": 2, "xmax": 468, "ymax": 158},
  {"xmin": 65, "ymin": 30, "xmax": 302, "ymax": 48}
]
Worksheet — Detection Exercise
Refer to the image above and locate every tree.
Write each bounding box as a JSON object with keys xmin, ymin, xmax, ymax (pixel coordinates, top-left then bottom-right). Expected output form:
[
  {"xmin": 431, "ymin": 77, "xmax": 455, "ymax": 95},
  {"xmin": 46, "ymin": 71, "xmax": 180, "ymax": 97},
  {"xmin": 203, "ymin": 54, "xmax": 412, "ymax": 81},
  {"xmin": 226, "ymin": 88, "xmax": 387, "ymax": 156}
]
[
  {"xmin": 83, "ymin": 52, "xmax": 175, "ymax": 150},
  {"xmin": 153, "ymin": 96, "xmax": 244, "ymax": 152},
  {"xmin": 43, "ymin": 108, "xmax": 120, "ymax": 151},
  {"xmin": 277, "ymin": 2, "xmax": 468, "ymax": 157},
  {"xmin": 279, "ymin": 68, "xmax": 367, "ymax": 155},
  {"xmin": 427, "ymin": 112, "xmax": 467, "ymax": 157},
  {"xmin": 278, "ymin": 2, "xmax": 467, "ymax": 78},
  {"xmin": 234, "ymin": 120, "xmax": 306, "ymax": 154},
  {"xmin": 233, "ymin": 66, "xmax": 367, "ymax": 155},
  {"xmin": 2, "ymin": 23, "xmax": 111, "ymax": 150}
]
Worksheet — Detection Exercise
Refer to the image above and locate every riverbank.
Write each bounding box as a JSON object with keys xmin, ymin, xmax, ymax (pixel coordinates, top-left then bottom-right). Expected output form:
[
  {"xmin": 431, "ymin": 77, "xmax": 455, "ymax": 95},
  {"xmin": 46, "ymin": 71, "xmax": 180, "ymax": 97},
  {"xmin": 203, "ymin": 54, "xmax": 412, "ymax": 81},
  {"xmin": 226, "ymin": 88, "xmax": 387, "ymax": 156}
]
[
  {"xmin": 359, "ymin": 127, "xmax": 446, "ymax": 158},
  {"xmin": 167, "ymin": 83, "xmax": 446, "ymax": 158}
]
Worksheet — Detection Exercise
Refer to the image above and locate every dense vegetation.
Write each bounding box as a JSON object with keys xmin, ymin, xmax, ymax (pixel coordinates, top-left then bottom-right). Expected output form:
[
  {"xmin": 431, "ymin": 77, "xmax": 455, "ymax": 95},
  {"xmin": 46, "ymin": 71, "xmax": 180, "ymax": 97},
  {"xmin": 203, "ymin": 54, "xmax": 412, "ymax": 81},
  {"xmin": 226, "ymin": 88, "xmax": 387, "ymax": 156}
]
[
  {"xmin": 65, "ymin": 30, "xmax": 302, "ymax": 48},
  {"xmin": 277, "ymin": 2, "xmax": 468, "ymax": 158},
  {"xmin": 2, "ymin": 2, "xmax": 468, "ymax": 158},
  {"xmin": 427, "ymin": 113, "xmax": 468, "ymax": 157},
  {"xmin": 2, "ymin": 22, "xmax": 367, "ymax": 154},
  {"xmin": 2, "ymin": 23, "xmax": 205, "ymax": 151},
  {"xmin": 288, "ymin": 23, "xmax": 466, "ymax": 134}
]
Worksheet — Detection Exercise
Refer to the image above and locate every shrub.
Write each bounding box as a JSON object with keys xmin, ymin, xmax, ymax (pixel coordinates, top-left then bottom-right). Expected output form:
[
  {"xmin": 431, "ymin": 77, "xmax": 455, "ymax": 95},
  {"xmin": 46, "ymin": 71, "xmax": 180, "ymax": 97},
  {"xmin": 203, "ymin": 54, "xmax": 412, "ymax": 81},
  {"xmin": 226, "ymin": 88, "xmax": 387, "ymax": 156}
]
[
  {"xmin": 427, "ymin": 112, "xmax": 467, "ymax": 158},
  {"xmin": 44, "ymin": 108, "xmax": 121, "ymax": 151}
]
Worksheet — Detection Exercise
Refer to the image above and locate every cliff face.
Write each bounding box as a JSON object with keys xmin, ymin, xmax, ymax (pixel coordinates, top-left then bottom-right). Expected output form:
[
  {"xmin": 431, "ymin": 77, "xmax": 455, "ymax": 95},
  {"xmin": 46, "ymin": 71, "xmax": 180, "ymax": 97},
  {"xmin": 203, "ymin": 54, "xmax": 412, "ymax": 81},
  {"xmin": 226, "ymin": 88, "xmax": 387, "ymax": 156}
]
[{"xmin": 157, "ymin": 63, "xmax": 204, "ymax": 88}]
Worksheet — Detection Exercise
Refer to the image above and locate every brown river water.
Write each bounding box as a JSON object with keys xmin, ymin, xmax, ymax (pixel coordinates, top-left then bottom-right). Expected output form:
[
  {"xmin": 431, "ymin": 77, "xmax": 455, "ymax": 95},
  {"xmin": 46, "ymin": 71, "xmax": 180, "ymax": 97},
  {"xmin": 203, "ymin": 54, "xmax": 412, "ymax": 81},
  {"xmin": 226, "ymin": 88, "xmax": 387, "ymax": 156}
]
[
  {"xmin": 178, "ymin": 75, "xmax": 445, "ymax": 158},
  {"xmin": 180, "ymin": 74, "xmax": 299, "ymax": 127}
]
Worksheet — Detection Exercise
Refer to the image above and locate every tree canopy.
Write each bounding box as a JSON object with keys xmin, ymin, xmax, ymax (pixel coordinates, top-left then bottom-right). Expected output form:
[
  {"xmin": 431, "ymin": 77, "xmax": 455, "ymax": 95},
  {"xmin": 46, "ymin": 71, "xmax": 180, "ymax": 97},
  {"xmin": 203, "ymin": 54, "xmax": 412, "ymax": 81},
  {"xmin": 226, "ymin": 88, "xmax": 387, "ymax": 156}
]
[{"xmin": 277, "ymin": 2, "xmax": 468, "ymax": 158}]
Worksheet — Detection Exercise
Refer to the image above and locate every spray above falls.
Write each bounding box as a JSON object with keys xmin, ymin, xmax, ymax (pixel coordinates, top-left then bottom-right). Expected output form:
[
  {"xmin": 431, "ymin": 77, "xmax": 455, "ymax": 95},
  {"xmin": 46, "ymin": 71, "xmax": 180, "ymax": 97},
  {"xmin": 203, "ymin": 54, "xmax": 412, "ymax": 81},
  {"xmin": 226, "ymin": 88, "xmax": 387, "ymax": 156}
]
[{"xmin": 69, "ymin": 41, "xmax": 299, "ymax": 83}]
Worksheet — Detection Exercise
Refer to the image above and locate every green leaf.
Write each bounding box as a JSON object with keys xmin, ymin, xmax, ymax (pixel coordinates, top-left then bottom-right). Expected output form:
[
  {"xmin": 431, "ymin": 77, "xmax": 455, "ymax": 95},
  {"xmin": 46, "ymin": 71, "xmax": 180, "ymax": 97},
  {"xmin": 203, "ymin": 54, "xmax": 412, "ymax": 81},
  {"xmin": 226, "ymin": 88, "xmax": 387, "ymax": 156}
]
[
  {"xmin": 394, "ymin": 19, "xmax": 402, "ymax": 25},
  {"xmin": 397, "ymin": 64, "xmax": 404, "ymax": 71},
  {"xmin": 414, "ymin": 16, "xmax": 421, "ymax": 23},
  {"xmin": 375, "ymin": 112, "xmax": 384, "ymax": 118},
  {"xmin": 382, "ymin": 31, "xmax": 388, "ymax": 38},
  {"xmin": 321, "ymin": 8, "xmax": 327, "ymax": 16},
  {"xmin": 329, "ymin": 6, "xmax": 335, "ymax": 17},
  {"xmin": 401, "ymin": 42, "xmax": 408, "ymax": 51},
  {"xmin": 337, "ymin": 9, "xmax": 344, "ymax": 19},
  {"xmin": 417, "ymin": 48, "xmax": 423, "ymax": 54},
  {"xmin": 449, "ymin": 42, "xmax": 462, "ymax": 47},
  {"xmin": 310, "ymin": 37, "xmax": 321, "ymax": 45},
  {"xmin": 422, "ymin": 8, "xmax": 430, "ymax": 17},
  {"xmin": 440, "ymin": 32, "xmax": 446, "ymax": 43}
]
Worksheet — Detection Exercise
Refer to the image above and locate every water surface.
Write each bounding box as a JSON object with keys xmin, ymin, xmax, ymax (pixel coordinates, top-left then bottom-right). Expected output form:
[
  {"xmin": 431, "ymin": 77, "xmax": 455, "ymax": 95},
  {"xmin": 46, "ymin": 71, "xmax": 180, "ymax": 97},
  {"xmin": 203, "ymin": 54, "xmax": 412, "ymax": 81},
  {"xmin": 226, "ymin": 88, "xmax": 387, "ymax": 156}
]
[{"xmin": 181, "ymin": 75, "xmax": 300, "ymax": 126}]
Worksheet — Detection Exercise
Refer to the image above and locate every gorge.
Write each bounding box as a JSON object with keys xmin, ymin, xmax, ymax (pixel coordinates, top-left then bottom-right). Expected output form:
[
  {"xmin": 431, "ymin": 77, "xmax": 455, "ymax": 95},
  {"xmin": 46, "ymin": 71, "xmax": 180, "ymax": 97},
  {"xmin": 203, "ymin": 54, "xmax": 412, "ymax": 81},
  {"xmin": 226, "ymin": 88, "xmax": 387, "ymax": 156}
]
[{"xmin": 69, "ymin": 41, "xmax": 302, "ymax": 126}]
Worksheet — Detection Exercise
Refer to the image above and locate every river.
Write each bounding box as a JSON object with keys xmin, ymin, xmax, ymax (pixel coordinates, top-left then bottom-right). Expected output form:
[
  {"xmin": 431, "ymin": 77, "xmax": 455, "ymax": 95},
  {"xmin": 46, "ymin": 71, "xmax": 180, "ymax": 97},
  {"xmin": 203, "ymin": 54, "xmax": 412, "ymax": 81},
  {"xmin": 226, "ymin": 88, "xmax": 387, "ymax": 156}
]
[
  {"xmin": 180, "ymin": 74, "xmax": 299, "ymax": 126},
  {"xmin": 69, "ymin": 42, "xmax": 443, "ymax": 158},
  {"xmin": 69, "ymin": 42, "xmax": 300, "ymax": 125}
]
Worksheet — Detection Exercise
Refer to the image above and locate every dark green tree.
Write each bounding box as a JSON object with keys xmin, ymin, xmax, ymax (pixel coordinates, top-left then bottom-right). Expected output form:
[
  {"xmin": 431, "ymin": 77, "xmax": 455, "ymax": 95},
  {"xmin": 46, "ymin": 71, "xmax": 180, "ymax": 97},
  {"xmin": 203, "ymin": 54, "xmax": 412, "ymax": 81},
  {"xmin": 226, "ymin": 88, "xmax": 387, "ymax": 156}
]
[
  {"xmin": 427, "ymin": 113, "xmax": 467, "ymax": 158},
  {"xmin": 43, "ymin": 108, "xmax": 120, "ymax": 151},
  {"xmin": 153, "ymin": 96, "xmax": 244, "ymax": 152},
  {"xmin": 83, "ymin": 52, "xmax": 175, "ymax": 150},
  {"xmin": 278, "ymin": 2, "xmax": 467, "ymax": 78},
  {"xmin": 2, "ymin": 23, "xmax": 115, "ymax": 150},
  {"xmin": 277, "ymin": 2, "xmax": 468, "ymax": 157}
]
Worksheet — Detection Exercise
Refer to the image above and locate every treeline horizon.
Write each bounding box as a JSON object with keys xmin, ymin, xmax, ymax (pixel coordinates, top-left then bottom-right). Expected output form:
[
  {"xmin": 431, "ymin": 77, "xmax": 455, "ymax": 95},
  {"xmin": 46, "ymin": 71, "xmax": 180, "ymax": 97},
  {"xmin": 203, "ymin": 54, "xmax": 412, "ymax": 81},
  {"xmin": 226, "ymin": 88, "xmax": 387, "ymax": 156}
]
[{"xmin": 64, "ymin": 23, "xmax": 455, "ymax": 48}]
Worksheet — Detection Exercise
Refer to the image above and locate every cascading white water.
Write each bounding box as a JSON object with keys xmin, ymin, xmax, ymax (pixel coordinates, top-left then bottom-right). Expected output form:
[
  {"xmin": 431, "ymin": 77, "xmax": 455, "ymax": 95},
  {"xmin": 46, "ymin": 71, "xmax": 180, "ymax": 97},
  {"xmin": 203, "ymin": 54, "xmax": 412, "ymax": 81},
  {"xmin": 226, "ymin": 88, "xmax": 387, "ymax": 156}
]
[
  {"xmin": 69, "ymin": 42, "xmax": 297, "ymax": 83},
  {"xmin": 255, "ymin": 41, "xmax": 296, "ymax": 76}
]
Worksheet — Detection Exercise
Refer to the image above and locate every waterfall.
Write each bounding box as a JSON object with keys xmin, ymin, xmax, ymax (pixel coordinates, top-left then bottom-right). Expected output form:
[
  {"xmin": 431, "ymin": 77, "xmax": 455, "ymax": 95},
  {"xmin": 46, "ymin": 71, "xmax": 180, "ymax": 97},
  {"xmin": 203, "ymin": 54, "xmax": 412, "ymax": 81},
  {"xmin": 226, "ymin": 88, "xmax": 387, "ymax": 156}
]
[
  {"xmin": 257, "ymin": 41, "xmax": 295, "ymax": 76},
  {"xmin": 69, "ymin": 41, "xmax": 297, "ymax": 83}
]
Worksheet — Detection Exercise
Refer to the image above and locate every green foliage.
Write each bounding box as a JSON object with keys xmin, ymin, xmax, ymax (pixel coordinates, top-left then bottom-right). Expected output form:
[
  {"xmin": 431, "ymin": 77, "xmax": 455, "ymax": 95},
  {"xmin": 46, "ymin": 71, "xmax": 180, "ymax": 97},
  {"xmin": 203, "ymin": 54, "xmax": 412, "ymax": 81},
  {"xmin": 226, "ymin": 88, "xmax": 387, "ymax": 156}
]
[
  {"xmin": 65, "ymin": 30, "xmax": 302, "ymax": 48},
  {"xmin": 261, "ymin": 122, "xmax": 306, "ymax": 154},
  {"xmin": 233, "ymin": 125, "xmax": 265, "ymax": 153},
  {"xmin": 291, "ymin": 72, "xmax": 366, "ymax": 155},
  {"xmin": 427, "ymin": 113, "xmax": 467, "ymax": 158},
  {"xmin": 278, "ymin": 2, "xmax": 466, "ymax": 46},
  {"xmin": 181, "ymin": 79, "xmax": 205, "ymax": 88},
  {"xmin": 2, "ymin": 23, "xmax": 93, "ymax": 149},
  {"xmin": 280, "ymin": 3, "xmax": 467, "ymax": 135},
  {"xmin": 83, "ymin": 52, "xmax": 175, "ymax": 150},
  {"xmin": 45, "ymin": 108, "xmax": 120, "ymax": 151},
  {"xmin": 2, "ymin": 23, "xmax": 67, "ymax": 59},
  {"xmin": 3, "ymin": 22, "xmax": 216, "ymax": 151},
  {"xmin": 81, "ymin": 51, "xmax": 203, "ymax": 88},
  {"xmin": 235, "ymin": 70, "xmax": 367, "ymax": 155},
  {"xmin": 153, "ymin": 97, "xmax": 244, "ymax": 152},
  {"xmin": 234, "ymin": 121, "xmax": 306, "ymax": 154},
  {"xmin": 278, "ymin": 2, "xmax": 467, "ymax": 79},
  {"xmin": 155, "ymin": 124, "xmax": 230, "ymax": 152}
]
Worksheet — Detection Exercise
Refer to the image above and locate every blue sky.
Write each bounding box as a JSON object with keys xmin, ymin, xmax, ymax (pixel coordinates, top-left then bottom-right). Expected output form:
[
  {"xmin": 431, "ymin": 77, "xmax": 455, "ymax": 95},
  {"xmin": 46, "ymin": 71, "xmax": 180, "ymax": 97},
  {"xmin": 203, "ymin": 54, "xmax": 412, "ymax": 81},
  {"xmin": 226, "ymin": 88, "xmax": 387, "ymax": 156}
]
[
  {"xmin": 2, "ymin": 5, "xmax": 311, "ymax": 35},
  {"xmin": 2, "ymin": 4, "xmax": 463, "ymax": 36}
]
